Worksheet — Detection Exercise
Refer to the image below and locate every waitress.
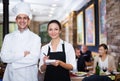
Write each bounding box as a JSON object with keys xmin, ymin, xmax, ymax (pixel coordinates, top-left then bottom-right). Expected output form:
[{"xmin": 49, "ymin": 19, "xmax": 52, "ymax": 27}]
[{"xmin": 39, "ymin": 20, "xmax": 76, "ymax": 81}]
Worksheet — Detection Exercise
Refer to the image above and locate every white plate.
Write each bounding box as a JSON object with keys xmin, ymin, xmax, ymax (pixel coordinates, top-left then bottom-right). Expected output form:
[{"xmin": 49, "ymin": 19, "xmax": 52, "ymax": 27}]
[
  {"xmin": 100, "ymin": 72, "xmax": 110, "ymax": 75},
  {"xmin": 113, "ymin": 71, "xmax": 120, "ymax": 74},
  {"xmin": 73, "ymin": 72, "xmax": 87, "ymax": 77}
]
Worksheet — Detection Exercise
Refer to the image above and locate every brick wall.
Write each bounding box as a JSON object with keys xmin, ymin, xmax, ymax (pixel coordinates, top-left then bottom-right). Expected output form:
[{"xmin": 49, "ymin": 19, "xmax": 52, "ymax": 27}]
[{"xmin": 106, "ymin": 0, "xmax": 120, "ymax": 65}]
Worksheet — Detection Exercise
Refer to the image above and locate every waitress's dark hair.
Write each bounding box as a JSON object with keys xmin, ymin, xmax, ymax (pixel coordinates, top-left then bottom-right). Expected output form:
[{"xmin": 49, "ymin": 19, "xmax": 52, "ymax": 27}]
[
  {"xmin": 47, "ymin": 20, "xmax": 62, "ymax": 30},
  {"xmin": 98, "ymin": 43, "xmax": 108, "ymax": 50}
]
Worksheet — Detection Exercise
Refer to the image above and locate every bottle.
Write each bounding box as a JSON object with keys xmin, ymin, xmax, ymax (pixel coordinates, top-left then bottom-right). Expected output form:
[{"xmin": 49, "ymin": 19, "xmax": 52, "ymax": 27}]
[
  {"xmin": 95, "ymin": 62, "xmax": 100, "ymax": 75},
  {"xmin": 117, "ymin": 63, "xmax": 120, "ymax": 72}
]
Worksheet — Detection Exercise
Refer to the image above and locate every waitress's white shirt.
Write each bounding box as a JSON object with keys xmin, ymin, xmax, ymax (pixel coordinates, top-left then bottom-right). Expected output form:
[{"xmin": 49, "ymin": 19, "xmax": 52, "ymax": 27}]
[
  {"xmin": 1, "ymin": 29, "xmax": 41, "ymax": 81},
  {"xmin": 39, "ymin": 39, "xmax": 77, "ymax": 72}
]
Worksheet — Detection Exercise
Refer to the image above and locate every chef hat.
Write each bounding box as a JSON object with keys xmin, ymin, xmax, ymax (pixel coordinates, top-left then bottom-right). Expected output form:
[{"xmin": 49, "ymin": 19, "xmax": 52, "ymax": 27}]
[{"xmin": 12, "ymin": 2, "xmax": 32, "ymax": 19}]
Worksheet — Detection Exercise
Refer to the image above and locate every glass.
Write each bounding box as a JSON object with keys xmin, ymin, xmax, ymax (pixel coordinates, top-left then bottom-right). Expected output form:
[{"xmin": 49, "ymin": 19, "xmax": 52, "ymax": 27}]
[
  {"xmin": 102, "ymin": 67, "xmax": 107, "ymax": 72},
  {"xmin": 117, "ymin": 63, "xmax": 120, "ymax": 72}
]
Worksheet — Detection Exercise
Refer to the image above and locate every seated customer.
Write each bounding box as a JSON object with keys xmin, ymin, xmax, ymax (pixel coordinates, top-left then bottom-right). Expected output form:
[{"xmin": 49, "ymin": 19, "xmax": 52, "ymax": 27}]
[
  {"xmin": 80, "ymin": 45, "xmax": 93, "ymax": 71},
  {"xmin": 80, "ymin": 45, "xmax": 92, "ymax": 62},
  {"xmin": 93, "ymin": 44, "xmax": 116, "ymax": 73},
  {"xmin": 75, "ymin": 46, "xmax": 86, "ymax": 72}
]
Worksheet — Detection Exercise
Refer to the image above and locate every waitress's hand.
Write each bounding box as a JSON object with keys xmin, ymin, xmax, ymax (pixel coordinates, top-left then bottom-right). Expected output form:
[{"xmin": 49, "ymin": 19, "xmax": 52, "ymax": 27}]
[
  {"xmin": 41, "ymin": 56, "xmax": 49, "ymax": 72},
  {"xmin": 43, "ymin": 55, "xmax": 49, "ymax": 64}
]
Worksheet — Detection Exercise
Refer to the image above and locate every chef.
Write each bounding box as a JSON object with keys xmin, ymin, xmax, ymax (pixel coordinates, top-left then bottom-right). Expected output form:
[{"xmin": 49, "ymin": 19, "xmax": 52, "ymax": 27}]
[{"xmin": 0, "ymin": 2, "xmax": 41, "ymax": 81}]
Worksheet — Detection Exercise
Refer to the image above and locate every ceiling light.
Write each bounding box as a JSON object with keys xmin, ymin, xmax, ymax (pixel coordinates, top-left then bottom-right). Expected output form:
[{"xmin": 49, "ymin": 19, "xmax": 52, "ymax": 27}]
[
  {"xmin": 48, "ymin": 14, "xmax": 52, "ymax": 17},
  {"xmin": 50, "ymin": 7, "xmax": 55, "ymax": 11},
  {"xmin": 50, "ymin": 11, "xmax": 54, "ymax": 14},
  {"xmin": 52, "ymin": 4, "xmax": 57, "ymax": 7},
  {"xmin": 65, "ymin": 13, "xmax": 69, "ymax": 17},
  {"xmin": 54, "ymin": 0, "xmax": 59, "ymax": 1}
]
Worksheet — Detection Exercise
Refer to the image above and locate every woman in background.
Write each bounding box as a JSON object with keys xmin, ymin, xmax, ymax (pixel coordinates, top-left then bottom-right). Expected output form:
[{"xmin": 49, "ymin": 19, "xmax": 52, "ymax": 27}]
[
  {"xmin": 93, "ymin": 44, "xmax": 116, "ymax": 73},
  {"xmin": 39, "ymin": 20, "xmax": 76, "ymax": 81}
]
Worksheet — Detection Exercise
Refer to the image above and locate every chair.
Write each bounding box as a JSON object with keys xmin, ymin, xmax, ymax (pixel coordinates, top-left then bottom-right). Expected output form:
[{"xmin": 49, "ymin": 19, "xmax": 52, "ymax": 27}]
[
  {"xmin": 82, "ymin": 75, "xmax": 112, "ymax": 81},
  {"xmin": 115, "ymin": 74, "xmax": 120, "ymax": 81},
  {"xmin": 85, "ymin": 61, "xmax": 93, "ymax": 71}
]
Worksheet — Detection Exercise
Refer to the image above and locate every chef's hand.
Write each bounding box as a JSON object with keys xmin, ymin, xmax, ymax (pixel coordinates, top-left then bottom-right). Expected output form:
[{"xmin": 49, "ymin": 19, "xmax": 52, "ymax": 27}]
[{"xmin": 24, "ymin": 51, "xmax": 30, "ymax": 57}]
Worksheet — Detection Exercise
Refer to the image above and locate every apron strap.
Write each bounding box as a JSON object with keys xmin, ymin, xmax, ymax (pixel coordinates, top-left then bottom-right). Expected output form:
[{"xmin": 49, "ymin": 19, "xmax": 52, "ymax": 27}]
[
  {"xmin": 48, "ymin": 41, "xmax": 65, "ymax": 55},
  {"xmin": 48, "ymin": 46, "xmax": 50, "ymax": 56},
  {"xmin": 62, "ymin": 43, "xmax": 65, "ymax": 52}
]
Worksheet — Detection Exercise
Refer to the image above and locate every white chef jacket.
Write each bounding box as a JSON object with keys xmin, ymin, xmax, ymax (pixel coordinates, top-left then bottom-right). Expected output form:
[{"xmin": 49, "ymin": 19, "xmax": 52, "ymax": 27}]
[
  {"xmin": 39, "ymin": 39, "xmax": 77, "ymax": 72},
  {"xmin": 0, "ymin": 29, "xmax": 41, "ymax": 81}
]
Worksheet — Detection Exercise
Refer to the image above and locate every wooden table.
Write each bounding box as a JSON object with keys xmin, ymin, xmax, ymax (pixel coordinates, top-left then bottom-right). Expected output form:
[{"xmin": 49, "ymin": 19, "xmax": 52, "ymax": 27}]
[
  {"xmin": 114, "ymin": 74, "xmax": 120, "ymax": 81},
  {"xmin": 70, "ymin": 71, "xmax": 92, "ymax": 81},
  {"xmin": 71, "ymin": 76, "xmax": 84, "ymax": 81},
  {"xmin": 70, "ymin": 73, "xmax": 120, "ymax": 81}
]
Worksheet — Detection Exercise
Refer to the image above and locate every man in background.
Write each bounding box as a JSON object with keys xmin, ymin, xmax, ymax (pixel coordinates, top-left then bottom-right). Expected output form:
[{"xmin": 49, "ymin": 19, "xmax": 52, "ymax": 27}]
[
  {"xmin": 80, "ymin": 45, "xmax": 93, "ymax": 71},
  {"xmin": 75, "ymin": 46, "xmax": 86, "ymax": 71},
  {"xmin": 80, "ymin": 45, "xmax": 92, "ymax": 62}
]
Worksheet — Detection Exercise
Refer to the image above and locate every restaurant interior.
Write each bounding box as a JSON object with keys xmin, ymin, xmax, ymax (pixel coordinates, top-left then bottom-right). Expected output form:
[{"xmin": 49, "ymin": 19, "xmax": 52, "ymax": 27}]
[{"xmin": 0, "ymin": 0, "xmax": 120, "ymax": 81}]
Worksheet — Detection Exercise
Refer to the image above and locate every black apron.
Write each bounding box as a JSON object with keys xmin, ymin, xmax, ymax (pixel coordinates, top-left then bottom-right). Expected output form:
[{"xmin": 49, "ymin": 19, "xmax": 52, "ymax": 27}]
[{"xmin": 44, "ymin": 44, "xmax": 70, "ymax": 81}]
